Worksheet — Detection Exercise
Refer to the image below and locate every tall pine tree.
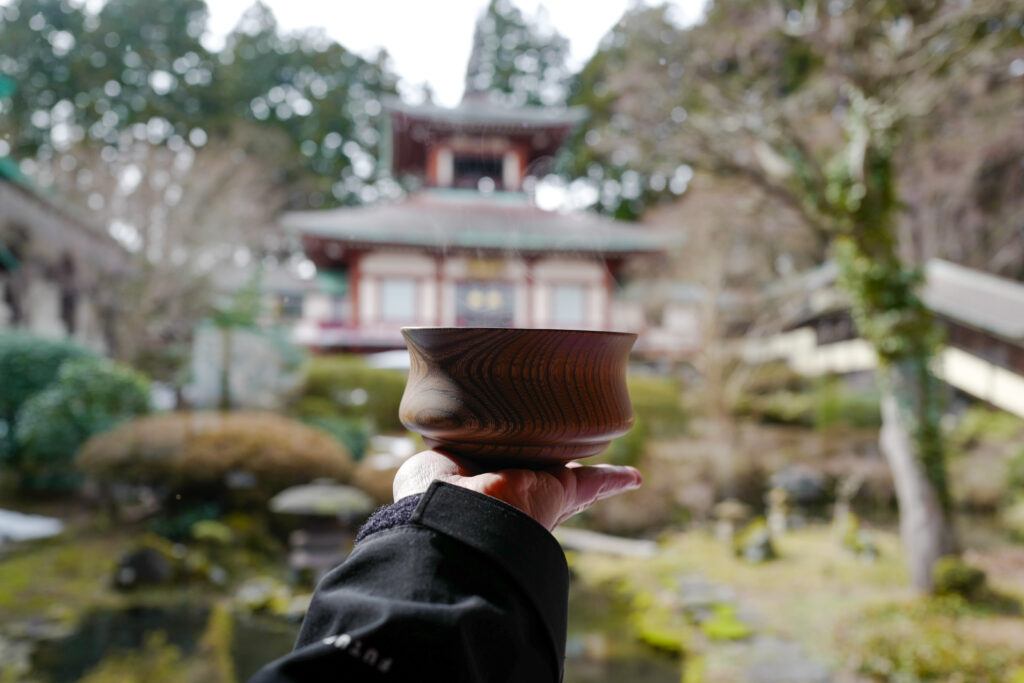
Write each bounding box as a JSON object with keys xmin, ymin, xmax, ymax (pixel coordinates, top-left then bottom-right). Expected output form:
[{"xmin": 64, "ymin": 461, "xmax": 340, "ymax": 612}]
[{"xmin": 462, "ymin": 0, "xmax": 570, "ymax": 107}]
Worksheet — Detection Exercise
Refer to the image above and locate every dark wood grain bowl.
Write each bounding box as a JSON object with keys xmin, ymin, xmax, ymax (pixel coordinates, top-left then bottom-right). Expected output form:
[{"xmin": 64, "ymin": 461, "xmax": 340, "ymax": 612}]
[{"xmin": 399, "ymin": 327, "xmax": 636, "ymax": 466}]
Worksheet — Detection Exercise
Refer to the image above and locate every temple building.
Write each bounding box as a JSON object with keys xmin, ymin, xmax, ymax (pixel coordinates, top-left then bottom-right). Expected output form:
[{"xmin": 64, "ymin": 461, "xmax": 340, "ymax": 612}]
[
  {"xmin": 742, "ymin": 259, "xmax": 1024, "ymax": 418},
  {"xmin": 0, "ymin": 157, "xmax": 123, "ymax": 351},
  {"xmin": 283, "ymin": 96, "xmax": 679, "ymax": 353}
]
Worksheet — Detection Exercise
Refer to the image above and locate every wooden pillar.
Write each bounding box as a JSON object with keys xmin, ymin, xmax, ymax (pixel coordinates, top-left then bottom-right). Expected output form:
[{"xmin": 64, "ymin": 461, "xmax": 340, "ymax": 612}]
[
  {"xmin": 603, "ymin": 259, "xmax": 617, "ymax": 330},
  {"xmin": 435, "ymin": 254, "xmax": 444, "ymax": 326},
  {"xmin": 349, "ymin": 251, "xmax": 362, "ymax": 328},
  {"xmin": 524, "ymin": 256, "xmax": 535, "ymax": 328}
]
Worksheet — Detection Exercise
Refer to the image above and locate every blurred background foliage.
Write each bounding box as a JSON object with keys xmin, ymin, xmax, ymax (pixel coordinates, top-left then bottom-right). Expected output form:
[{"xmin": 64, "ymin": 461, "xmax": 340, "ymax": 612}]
[
  {"xmin": 2, "ymin": 0, "xmax": 1024, "ymax": 681},
  {"xmin": 0, "ymin": 0, "xmax": 399, "ymax": 209}
]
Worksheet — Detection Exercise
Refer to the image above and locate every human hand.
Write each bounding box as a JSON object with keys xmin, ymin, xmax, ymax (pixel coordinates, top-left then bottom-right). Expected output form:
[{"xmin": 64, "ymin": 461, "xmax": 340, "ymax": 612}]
[{"xmin": 393, "ymin": 450, "xmax": 643, "ymax": 532}]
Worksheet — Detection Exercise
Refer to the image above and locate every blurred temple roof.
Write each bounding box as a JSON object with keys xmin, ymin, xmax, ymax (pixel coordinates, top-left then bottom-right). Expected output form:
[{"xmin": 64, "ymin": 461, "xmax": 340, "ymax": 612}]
[
  {"xmin": 284, "ymin": 189, "xmax": 667, "ymax": 257},
  {"xmin": 0, "ymin": 155, "xmax": 124, "ymax": 272},
  {"xmin": 385, "ymin": 96, "xmax": 587, "ymax": 129}
]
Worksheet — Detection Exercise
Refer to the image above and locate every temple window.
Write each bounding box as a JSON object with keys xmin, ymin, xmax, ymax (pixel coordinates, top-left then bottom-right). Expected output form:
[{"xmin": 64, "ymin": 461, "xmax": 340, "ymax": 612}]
[
  {"xmin": 380, "ymin": 278, "xmax": 418, "ymax": 321},
  {"xmin": 456, "ymin": 281, "xmax": 514, "ymax": 327},
  {"xmin": 452, "ymin": 155, "xmax": 503, "ymax": 190},
  {"xmin": 551, "ymin": 283, "xmax": 586, "ymax": 325},
  {"xmin": 278, "ymin": 293, "xmax": 304, "ymax": 319}
]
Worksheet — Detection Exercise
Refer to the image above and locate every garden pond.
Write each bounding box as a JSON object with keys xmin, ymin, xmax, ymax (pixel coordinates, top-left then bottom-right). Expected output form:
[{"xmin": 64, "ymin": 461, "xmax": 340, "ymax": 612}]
[{"xmin": 25, "ymin": 581, "xmax": 679, "ymax": 682}]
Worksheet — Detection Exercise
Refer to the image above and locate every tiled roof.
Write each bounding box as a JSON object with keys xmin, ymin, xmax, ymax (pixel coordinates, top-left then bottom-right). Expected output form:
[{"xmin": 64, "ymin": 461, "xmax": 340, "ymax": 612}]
[
  {"xmin": 283, "ymin": 190, "xmax": 668, "ymax": 256},
  {"xmin": 385, "ymin": 97, "xmax": 587, "ymax": 128},
  {"xmin": 0, "ymin": 159, "xmax": 124, "ymax": 269}
]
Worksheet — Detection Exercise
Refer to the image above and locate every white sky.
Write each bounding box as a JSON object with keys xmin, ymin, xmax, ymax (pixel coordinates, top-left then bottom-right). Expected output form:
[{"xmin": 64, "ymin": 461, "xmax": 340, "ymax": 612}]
[{"xmin": 203, "ymin": 0, "xmax": 707, "ymax": 107}]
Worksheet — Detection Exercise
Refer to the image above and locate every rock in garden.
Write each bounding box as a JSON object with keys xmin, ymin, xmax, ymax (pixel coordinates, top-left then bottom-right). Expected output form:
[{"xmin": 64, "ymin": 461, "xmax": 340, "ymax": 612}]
[
  {"xmin": 734, "ymin": 519, "xmax": 777, "ymax": 564},
  {"xmin": 770, "ymin": 464, "xmax": 827, "ymax": 506},
  {"xmin": 113, "ymin": 547, "xmax": 173, "ymax": 589}
]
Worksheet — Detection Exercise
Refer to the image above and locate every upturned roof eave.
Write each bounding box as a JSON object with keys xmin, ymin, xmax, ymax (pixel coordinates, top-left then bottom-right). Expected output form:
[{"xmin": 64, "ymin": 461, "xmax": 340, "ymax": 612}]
[
  {"xmin": 296, "ymin": 229, "xmax": 664, "ymax": 257},
  {"xmin": 384, "ymin": 96, "xmax": 588, "ymax": 129}
]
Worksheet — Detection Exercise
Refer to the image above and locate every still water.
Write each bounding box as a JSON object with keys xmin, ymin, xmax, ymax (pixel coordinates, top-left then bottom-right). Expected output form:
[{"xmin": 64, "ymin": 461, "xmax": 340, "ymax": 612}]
[{"xmin": 31, "ymin": 580, "xmax": 678, "ymax": 682}]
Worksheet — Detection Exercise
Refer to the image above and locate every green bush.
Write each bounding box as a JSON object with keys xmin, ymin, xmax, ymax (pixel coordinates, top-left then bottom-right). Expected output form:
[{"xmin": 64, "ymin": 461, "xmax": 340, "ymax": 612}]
[
  {"xmin": 11, "ymin": 357, "xmax": 149, "ymax": 491},
  {"xmin": 591, "ymin": 375, "xmax": 686, "ymax": 466},
  {"xmin": 78, "ymin": 411, "xmax": 353, "ymax": 505},
  {"xmin": 293, "ymin": 356, "xmax": 407, "ymax": 432},
  {"xmin": 742, "ymin": 361, "xmax": 808, "ymax": 395},
  {"xmin": 932, "ymin": 557, "xmax": 987, "ymax": 600},
  {"xmin": 601, "ymin": 419, "xmax": 649, "ymax": 467},
  {"xmin": 302, "ymin": 415, "xmax": 370, "ymax": 460},
  {"xmin": 951, "ymin": 406, "xmax": 1024, "ymax": 449},
  {"xmin": 627, "ymin": 375, "xmax": 688, "ymax": 436},
  {"xmin": 1008, "ymin": 449, "xmax": 1024, "ymax": 494},
  {"xmin": 734, "ymin": 378, "xmax": 880, "ymax": 429},
  {"xmin": 813, "ymin": 377, "xmax": 881, "ymax": 429},
  {"xmin": 0, "ymin": 332, "xmax": 95, "ymax": 457},
  {"xmin": 840, "ymin": 597, "xmax": 1024, "ymax": 681},
  {"xmin": 736, "ymin": 390, "xmax": 815, "ymax": 426}
]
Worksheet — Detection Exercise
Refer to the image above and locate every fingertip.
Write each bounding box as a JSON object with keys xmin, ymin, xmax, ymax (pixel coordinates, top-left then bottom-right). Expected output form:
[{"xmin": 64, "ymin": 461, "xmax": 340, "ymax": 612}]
[{"xmin": 594, "ymin": 463, "xmax": 642, "ymax": 486}]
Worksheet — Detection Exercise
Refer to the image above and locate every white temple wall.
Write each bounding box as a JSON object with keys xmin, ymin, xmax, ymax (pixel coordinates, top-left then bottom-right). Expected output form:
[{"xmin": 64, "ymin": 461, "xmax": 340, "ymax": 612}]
[{"xmin": 24, "ymin": 278, "xmax": 64, "ymax": 338}]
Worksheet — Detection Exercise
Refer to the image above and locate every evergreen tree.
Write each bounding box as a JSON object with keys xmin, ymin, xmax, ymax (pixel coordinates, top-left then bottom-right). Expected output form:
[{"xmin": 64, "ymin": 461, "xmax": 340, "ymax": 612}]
[
  {"xmin": 216, "ymin": 2, "xmax": 400, "ymax": 208},
  {"xmin": 0, "ymin": 0, "xmax": 401, "ymax": 209},
  {"xmin": 463, "ymin": 0, "xmax": 570, "ymax": 106}
]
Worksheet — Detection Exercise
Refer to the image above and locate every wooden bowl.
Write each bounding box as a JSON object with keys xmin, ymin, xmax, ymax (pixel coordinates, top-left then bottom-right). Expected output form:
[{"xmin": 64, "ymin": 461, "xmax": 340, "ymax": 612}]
[{"xmin": 399, "ymin": 327, "xmax": 636, "ymax": 466}]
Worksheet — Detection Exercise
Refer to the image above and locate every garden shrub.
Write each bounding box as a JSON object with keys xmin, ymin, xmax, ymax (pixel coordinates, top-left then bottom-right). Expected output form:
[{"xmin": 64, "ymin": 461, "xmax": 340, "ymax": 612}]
[
  {"xmin": 626, "ymin": 375, "xmax": 688, "ymax": 436},
  {"xmin": 735, "ymin": 390, "xmax": 815, "ymax": 426},
  {"xmin": 1004, "ymin": 448, "xmax": 1024, "ymax": 495},
  {"xmin": 12, "ymin": 357, "xmax": 150, "ymax": 491},
  {"xmin": 741, "ymin": 361, "xmax": 808, "ymax": 395},
  {"xmin": 734, "ymin": 378, "xmax": 880, "ymax": 429},
  {"xmin": 600, "ymin": 419, "xmax": 649, "ymax": 467},
  {"xmin": 951, "ymin": 406, "xmax": 1024, "ymax": 449},
  {"xmin": 301, "ymin": 415, "xmax": 370, "ymax": 460},
  {"xmin": 932, "ymin": 557, "xmax": 987, "ymax": 600},
  {"xmin": 0, "ymin": 331, "xmax": 96, "ymax": 424},
  {"xmin": 0, "ymin": 331, "xmax": 95, "ymax": 463},
  {"xmin": 78, "ymin": 412, "xmax": 353, "ymax": 505},
  {"xmin": 813, "ymin": 377, "xmax": 881, "ymax": 429},
  {"xmin": 293, "ymin": 355, "xmax": 407, "ymax": 432},
  {"xmin": 840, "ymin": 598, "xmax": 1024, "ymax": 681},
  {"xmin": 588, "ymin": 374, "xmax": 685, "ymax": 467}
]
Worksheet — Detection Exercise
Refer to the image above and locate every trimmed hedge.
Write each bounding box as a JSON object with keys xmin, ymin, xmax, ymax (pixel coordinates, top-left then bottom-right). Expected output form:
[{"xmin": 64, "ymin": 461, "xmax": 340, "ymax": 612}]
[
  {"xmin": 626, "ymin": 375, "xmax": 688, "ymax": 437},
  {"xmin": 78, "ymin": 412, "xmax": 353, "ymax": 502},
  {"xmin": 292, "ymin": 355, "xmax": 406, "ymax": 433}
]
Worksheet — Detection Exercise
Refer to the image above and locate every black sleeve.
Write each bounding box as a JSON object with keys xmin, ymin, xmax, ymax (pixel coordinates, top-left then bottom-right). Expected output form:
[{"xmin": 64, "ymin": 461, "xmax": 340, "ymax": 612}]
[{"xmin": 248, "ymin": 480, "xmax": 570, "ymax": 683}]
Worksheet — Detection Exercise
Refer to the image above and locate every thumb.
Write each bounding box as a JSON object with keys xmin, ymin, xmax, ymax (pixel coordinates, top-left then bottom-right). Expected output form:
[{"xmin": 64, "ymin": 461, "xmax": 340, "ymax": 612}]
[{"xmin": 554, "ymin": 464, "xmax": 643, "ymax": 526}]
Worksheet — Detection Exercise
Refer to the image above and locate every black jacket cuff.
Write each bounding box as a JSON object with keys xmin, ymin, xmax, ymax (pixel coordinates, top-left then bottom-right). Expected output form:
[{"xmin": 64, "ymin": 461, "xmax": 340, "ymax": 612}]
[{"xmin": 410, "ymin": 481, "xmax": 570, "ymax": 666}]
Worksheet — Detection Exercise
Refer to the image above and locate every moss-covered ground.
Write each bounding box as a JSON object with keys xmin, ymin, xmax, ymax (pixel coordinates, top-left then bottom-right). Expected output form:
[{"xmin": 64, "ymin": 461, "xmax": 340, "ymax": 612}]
[{"xmin": 569, "ymin": 524, "xmax": 1024, "ymax": 682}]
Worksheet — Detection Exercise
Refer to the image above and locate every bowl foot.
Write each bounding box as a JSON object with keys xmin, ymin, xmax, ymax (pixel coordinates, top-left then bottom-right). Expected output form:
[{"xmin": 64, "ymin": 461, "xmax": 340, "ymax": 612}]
[{"xmin": 422, "ymin": 437, "xmax": 611, "ymax": 468}]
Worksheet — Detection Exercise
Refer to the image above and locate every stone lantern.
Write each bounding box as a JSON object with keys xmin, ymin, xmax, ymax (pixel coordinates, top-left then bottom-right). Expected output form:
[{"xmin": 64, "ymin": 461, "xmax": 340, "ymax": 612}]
[{"xmin": 269, "ymin": 480, "xmax": 376, "ymax": 583}]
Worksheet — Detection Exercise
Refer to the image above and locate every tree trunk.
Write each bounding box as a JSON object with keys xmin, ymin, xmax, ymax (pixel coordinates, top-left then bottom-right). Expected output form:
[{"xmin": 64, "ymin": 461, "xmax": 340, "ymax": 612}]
[
  {"xmin": 878, "ymin": 363, "xmax": 956, "ymax": 592},
  {"xmin": 219, "ymin": 326, "xmax": 232, "ymax": 411}
]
